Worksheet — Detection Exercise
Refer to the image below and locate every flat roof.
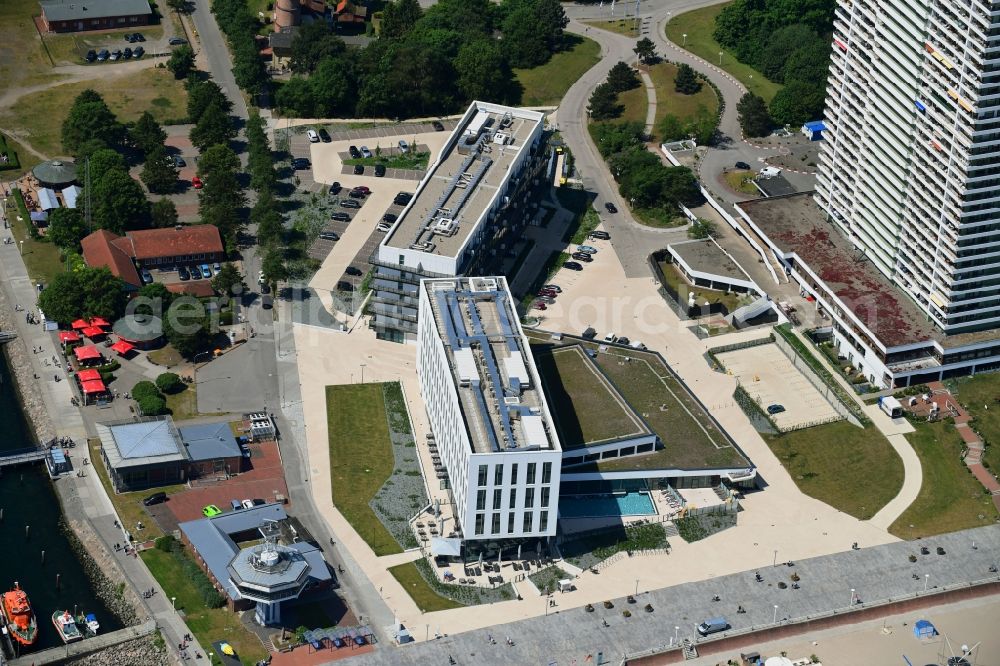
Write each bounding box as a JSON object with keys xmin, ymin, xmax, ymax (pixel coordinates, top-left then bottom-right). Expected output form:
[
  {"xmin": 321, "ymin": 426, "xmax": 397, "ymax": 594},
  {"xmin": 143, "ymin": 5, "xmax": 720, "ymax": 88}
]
[
  {"xmin": 98, "ymin": 417, "xmax": 187, "ymax": 470},
  {"xmin": 424, "ymin": 277, "xmax": 560, "ymax": 454},
  {"xmin": 755, "ymin": 173, "xmax": 797, "ymax": 197},
  {"xmin": 41, "ymin": 0, "xmax": 152, "ymax": 21},
  {"xmin": 533, "ymin": 345, "xmax": 649, "ymax": 450},
  {"xmin": 179, "ymin": 421, "xmax": 242, "ymax": 461},
  {"xmin": 382, "ymin": 102, "xmax": 543, "ymax": 258},
  {"xmin": 669, "ymin": 239, "xmax": 752, "ymax": 283}
]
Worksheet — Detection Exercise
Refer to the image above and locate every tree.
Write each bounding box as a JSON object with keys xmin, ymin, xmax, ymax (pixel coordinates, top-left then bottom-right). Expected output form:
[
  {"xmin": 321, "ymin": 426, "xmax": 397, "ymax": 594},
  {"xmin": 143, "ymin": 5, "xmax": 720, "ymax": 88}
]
[
  {"xmin": 211, "ymin": 263, "xmax": 245, "ymax": 297},
  {"xmin": 134, "ymin": 282, "xmax": 174, "ymax": 316},
  {"xmin": 87, "ymin": 148, "xmax": 128, "ymax": 181},
  {"xmin": 251, "ymin": 190, "xmax": 283, "ymax": 248},
  {"xmin": 197, "ymin": 144, "xmax": 245, "ymax": 246},
  {"xmin": 658, "ymin": 114, "xmax": 688, "ymax": 142},
  {"xmin": 687, "ymin": 104, "xmax": 718, "ymax": 145},
  {"xmin": 165, "ymin": 0, "xmax": 187, "ymax": 11},
  {"xmin": 501, "ymin": 6, "xmax": 551, "ymax": 68},
  {"xmin": 167, "ymin": 45, "xmax": 195, "ymax": 79},
  {"xmin": 784, "ymin": 39, "xmax": 831, "ymax": 85},
  {"xmin": 688, "ymin": 218, "xmax": 717, "ymax": 239},
  {"xmin": 380, "ymin": 0, "xmax": 423, "ymax": 40},
  {"xmin": 130, "ymin": 112, "xmax": 167, "ymax": 155},
  {"xmin": 150, "ymin": 198, "xmax": 178, "ymax": 228},
  {"xmin": 289, "ymin": 20, "xmax": 345, "ymax": 74},
  {"xmin": 162, "ymin": 302, "xmax": 212, "ymax": 359},
  {"xmin": 634, "ymin": 37, "xmax": 656, "ymax": 65},
  {"xmin": 187, "ymin": 79, "xmax": 232, "ymax": 123},
  {"xmin": 757, "ymin": 24, "xmax": 819, "ymax": 83},
  {"xmin": 91, "ymin": 169, "xmax": 149, "ymax": 233},
  {"xmin": 737, "ymin": 92, "xmax": 773, "ymax": 138},
  {"xmin": 189, "ymin": 100, "xmax": 235, "ymax": 151},
  {"xmin": 140, "ymin": 147, "xmax": 178, "ymax": 194},
  {"xmin": 37, "ymin": 267, "xmax": 128, "ymax": 324},
  {"xmin": 46, "ymin": 208, "xmax": 89, "ymax": 252},
  {"xmin": 261, "ymin": 249, "xmax": 288, "ymax": 284},
  {"xmin": 588, "ymin": 82, "xmax": 622, "ymax": 121},
  {"xmin": 61, "ymin": 90, "xmax": 124, "ymax": 156},
  {"xmin": 136, "ymin": 392, "xmax": 168, "ymax": 416},
  {"xmin": 455, "ymin": 39, "xmax": 517, "ymax": 103},
  {"xmin": 674, "ymin": 63, "xmax": 702, "ymax": 94},
  {"xmin": 155, "ymin": 372, "xmax": 184, "ymax": 394},
  {"xmin": 768, "ymin": 80, "xmax": 825, "ymax": 126},
  {"xmin": 606, "ymin": 61, "xmax": 641, "ymax": 93},
  {"xmin": 591, "ymin": 121, "xmax": 645, "ymax": 158}
]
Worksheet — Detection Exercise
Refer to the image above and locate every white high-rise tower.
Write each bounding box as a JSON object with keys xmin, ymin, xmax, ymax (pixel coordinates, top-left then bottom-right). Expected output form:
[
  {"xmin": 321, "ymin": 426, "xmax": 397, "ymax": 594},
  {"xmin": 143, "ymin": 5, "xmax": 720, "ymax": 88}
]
[{"xmin": 816, "ymin": 0, "xmax": 1000, "ymax": 335}]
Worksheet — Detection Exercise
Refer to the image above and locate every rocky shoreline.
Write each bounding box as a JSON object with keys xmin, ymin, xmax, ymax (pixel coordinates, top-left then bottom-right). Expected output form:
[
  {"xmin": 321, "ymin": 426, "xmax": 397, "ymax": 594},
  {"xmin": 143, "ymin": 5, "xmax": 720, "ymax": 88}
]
[{"xmin": 65, "ymin": 635, "xmax": 168, "ymax": 666}]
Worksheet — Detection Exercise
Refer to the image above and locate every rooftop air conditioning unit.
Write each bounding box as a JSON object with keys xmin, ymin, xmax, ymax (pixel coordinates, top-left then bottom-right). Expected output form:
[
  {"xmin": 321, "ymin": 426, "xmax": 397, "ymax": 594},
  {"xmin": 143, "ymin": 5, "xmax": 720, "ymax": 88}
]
[{"xmin": 434, "ymin": 218, "xmax": 458, "ymax": 235}]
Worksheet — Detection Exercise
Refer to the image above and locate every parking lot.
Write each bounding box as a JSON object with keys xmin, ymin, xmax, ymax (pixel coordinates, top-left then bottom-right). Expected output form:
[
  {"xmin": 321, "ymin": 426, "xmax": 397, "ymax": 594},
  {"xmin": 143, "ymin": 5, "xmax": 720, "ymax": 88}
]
[
  {"xmin": 161, "ymin": 126, "xmax": 200, "ymax": 222},
  {"xmin": 715, "ymin": 344, "xmax": 842, "ymax": 430}
]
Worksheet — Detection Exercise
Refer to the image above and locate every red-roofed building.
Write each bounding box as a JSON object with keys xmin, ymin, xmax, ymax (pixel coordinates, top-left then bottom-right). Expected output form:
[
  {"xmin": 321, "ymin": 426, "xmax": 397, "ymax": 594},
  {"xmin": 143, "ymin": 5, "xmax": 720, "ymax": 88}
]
[{"xmin": 81, "ymin": 225, "xmax": 224, "ymax": 288}]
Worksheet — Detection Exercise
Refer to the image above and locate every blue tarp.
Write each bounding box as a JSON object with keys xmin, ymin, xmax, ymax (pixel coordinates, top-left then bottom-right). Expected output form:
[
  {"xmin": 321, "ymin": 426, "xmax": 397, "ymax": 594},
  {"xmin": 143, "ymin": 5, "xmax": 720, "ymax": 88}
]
[
  {"xmin": 30, "ymin": 211, "xmax": 48, "ymax": 223},
  {"xmin": 803, "ymin": 121, "xmax": 826, "ymax": 131},
  {"xmin": 913, "ymin": 619, "xmax": 936, "ymax": 638}
]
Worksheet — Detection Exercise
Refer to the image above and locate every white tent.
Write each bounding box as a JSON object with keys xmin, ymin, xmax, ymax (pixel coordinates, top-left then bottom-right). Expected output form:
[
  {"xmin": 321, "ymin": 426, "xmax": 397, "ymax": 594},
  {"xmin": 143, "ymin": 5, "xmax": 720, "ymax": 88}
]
[
  {"xmin": 430, "ymin": 537, "xmax": 462, "ymax": 557},
  {"xmin": 63, "ymin": 185, "xmax": 81, "ymax": 209},
  {"xmin": 37, "ymin": 187, "xmax": 60, "ymax": 211}
]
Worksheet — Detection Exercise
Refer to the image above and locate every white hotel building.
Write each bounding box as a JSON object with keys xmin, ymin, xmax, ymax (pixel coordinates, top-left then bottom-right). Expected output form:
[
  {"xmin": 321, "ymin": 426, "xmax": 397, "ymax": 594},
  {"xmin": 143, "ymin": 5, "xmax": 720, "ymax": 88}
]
[
  {"xmin": 371, "ymin": 101, "xmax": 546, "ymax": 343},
  {"xmin": 735, "ymin": 0, "xmax": 1000, "ymax": 388},
  {"xmin": 417, "ymin": 276, "xmax": 561, "ymax": 544}
]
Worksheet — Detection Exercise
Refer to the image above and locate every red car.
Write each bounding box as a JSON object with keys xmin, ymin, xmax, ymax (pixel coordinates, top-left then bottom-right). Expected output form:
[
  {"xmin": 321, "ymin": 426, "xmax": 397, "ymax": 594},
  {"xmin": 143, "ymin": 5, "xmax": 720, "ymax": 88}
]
[
  {"xmin": 537, "ymin": 290, "xmax": 557, "ymax": 298},
  {"xmin": 192, "ymin": 176, "xmax": 204, "ymax": 189},
  {"xmin": 534, "ymin": 302, "xmax": 547, "ymax": 310},
  {"xmin": 352, "ymin": 186, "xmax": 371, "ymax": 195}
]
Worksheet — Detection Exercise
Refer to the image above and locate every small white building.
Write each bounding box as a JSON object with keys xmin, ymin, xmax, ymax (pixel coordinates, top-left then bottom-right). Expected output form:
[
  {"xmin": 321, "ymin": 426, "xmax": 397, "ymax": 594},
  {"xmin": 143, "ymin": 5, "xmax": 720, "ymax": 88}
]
[{"xmin": 417, "ymin": 277, "xmax": 562, "ymax": 544}]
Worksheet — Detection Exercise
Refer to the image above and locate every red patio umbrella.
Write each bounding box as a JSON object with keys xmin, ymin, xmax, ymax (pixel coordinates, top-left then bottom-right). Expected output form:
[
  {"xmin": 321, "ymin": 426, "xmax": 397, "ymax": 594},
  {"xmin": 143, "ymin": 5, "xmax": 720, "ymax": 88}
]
[
  {"xmin": 110, "ymin": 340, "xmax": 135, "ymax": 356},
  {"xmin": 71, "ymin": 319, "xmax": 89, "ymax": 330},
  {"xmin": 89, "ymin": 316, "xmax": 111, "ymax": 328},
  {"xmin": 58, "ymin": 331, "xmax": 81, "ymax": 343},
  {"xmin": 73, "ymin": 345, "xmax": 101, "ymax": 362},
  {"xmin": 80, "ymin": 379, "xmax": 107, "ymax": 395},
  {"xmin": 81, "ymin": 326, "xmax": 105, "ymax": 338},
  {"xmin": 76, "ymin": 368, "xmax": 102, "ymax": 382}
]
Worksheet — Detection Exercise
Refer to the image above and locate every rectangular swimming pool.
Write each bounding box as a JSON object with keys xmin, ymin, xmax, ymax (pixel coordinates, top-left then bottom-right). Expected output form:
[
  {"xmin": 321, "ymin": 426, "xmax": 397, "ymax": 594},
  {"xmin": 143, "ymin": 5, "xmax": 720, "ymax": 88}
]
[{"xmin": 559, "ymin": 492, "xmax": 656, "ymax": 518}]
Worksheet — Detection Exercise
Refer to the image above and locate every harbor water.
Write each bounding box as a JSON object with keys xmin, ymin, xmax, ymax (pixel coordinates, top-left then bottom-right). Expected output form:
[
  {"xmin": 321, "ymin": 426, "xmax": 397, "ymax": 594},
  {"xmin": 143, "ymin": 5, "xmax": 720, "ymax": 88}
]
[{"xmin": 0, "ymin": 354, "xmax": 122, "ymax": 653}]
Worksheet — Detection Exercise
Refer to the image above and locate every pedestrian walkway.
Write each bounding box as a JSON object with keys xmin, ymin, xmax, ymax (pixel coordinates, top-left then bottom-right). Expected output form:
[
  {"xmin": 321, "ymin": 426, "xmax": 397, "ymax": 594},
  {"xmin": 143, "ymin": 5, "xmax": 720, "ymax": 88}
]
[{"xmin": 638, "ymin": 69, "xmax": 657, "ymax": 137}]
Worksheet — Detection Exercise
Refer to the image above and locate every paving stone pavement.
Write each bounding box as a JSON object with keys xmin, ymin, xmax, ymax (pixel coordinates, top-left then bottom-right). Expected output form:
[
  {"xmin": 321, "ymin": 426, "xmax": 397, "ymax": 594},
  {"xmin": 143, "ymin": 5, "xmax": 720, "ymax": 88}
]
[{"xmin": 347, "ymin": 525, "xmax": 1000, "ymax": 665}]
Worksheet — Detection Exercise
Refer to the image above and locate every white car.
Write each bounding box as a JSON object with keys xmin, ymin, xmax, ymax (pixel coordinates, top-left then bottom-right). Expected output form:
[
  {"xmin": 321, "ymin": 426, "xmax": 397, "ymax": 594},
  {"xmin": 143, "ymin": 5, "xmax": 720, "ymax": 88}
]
[
  {"xmin": 604, "ymin": 332, "xmax": 617, "ymax": 343},
  {"xmin": 257, "ymin": 270, "xmax": 265, "ymax": 283},
  {"xmin": 307, "ymin": 129, "xmax": 319, "ymax": 143},
  {"xmin": 360, "ymin": 146, "xmax": 372, "ymax": 159},
  {"xmin": 398, "ymin": 139, "xmax": 409, "ymax": 153},
  {"xmin": 241, "ymin": 499, "xmax": 254, "ymax": 509}
]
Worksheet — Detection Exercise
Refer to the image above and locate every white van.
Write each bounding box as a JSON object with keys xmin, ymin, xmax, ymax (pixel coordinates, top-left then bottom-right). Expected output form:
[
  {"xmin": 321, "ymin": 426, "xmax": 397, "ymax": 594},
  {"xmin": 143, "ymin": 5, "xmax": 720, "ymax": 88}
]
[{"xmin": 307, "ymin": 129, "xmax": 320, "ymax": 143}]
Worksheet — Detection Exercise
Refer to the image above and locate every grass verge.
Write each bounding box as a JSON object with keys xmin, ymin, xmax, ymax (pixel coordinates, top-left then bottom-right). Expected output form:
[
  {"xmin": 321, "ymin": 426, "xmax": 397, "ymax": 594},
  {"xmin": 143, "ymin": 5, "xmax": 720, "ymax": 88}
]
[
  {"xmin": 647, "ymin": 61, "xmax": 720, "ymax": 137},
  {"xmin": 765, "ymin": 421, "xmax": 904, "ymax": 519},
  {"xmin": 950, "ymin": 373, "xmax": 1000, "ymax": 472},
  {"xmin": 515, "ymin": 34, "xmax": 601, "ymax": 106},
  {"xmin": 561, "ymin": 523, "xmax": 668, "ymax": 570},
  {"xmin": 723, "ymin": 169, "xmax": 759, "ymax": 195},
  {"xmin": 148, "ymin": 344, "xmax": 184, "ymax": 368},
  {"xmin": 528, "ymin": 566, "xmax": 572, "ymax": 595},
  {"xmin": 343, "ymin": 151, "xmax": 430, "ymax": 170},
  {"xmin": 7, "ymin": 189, "xmax": 65, "ymax": 285},
  {"xmin": 584, "ymin": 19, "xmax": 640, "ymax": 37},
  {"xmin": 889, "ymin": 420, "xmax": 999, "ymax": 539},
  {"xmin": 388, "ymin": 562, "xmax": 464, "ymax": 613},
  {"xmin": 164, "ymin": 383, "xmax": 199, "ymax": 421},
  {"xmin": 665, "ymin": 3, "xmax": 781, "ymax": 102},
  {"xmin": 617, "ymin": 84, "xmax": 649, "ymax": 127},
  {"xmin": 326, "ymin": 383, "xmax": 402, "ymax": 555}
]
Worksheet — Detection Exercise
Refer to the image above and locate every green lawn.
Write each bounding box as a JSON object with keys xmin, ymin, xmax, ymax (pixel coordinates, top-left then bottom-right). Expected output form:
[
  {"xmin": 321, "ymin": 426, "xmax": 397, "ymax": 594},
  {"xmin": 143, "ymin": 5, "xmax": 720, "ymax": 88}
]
[
  {"xmin": 141, "ymin": 548, "xmax": 268, "ymax": 666},
  {"xmin": 647, "ymin": 61, "xmax": 720, "ymax": 137},
  {"xmin": 42, "ymin": 25, "xmax": 165, "ymax": 66},
  {"xmin": 657, "ymin": 261, "xmax": 751, "ymax": 313},
  {"xmin": 584, "ymin": 18, "xmax": 641, "ymax": 37},
  {"xmin": 515, "ymin": 34, "xmax": 601, "ymax": 106},
  {"xmin": 148, "ymin": 344, "xmax": 185, "ymax": 369},
  {"xmin": 1, "ymin": 68, "xmax": 187, "ymax": 157},
  {"xmin": 343, "ymin": 151, "xmax": 430, "ymax": 170},
  {"xmin": 951, "ymin": 372, "xmax": 1000, "ymax": 472},
  {"xmin": 326, "ymin": 383, "xmax": 402, "ymax": 556},
  {"xmin": 723, "ymin": 169, "xmax": 760, "ymax": 195},
  {"xmin": 0, "ymin": 0, "xmax": 70, "ymax": 93},
  {"xmin": 164, "ymin": 384, "xmax": 199, "ymax": 421},
  {"xmin": 388, "ymin": 562, "xmax": 463, "ymax": 613},
  {"xmin": 534, "ymin": 345, "xmax": 646, "ymax": 449},
  {"xmin": 0, "ymin": 132, "xmax": 22, "ymax": 171},
  {"xmin": 6, "ymin": 190, "xmax": 65, "ymax": 286},
  {"xmin": 665, "ymin": 3, "xmax": 782, "ymax": 102},
  {"xmin": 765, "ymin": 422, "xmax": 904, "ymax": 519},
  {"xmin": 616, "ymin": 83, "xmax": 649, "ymax": 127},
  {"xmin": 889, "ymin": 420, "xmax": 998, "ymax": 540}
]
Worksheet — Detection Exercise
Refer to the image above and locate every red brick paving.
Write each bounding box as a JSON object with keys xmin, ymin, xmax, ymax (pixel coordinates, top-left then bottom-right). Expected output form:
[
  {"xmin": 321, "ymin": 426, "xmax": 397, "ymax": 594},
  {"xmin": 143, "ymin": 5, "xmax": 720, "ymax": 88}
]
[
  {"xmin": 166, "ymin": 136, "xmax": 194, "ymax": 150},
  {"xmin": 270, "ymin": 642, "xmax": 374, "ymax": 666},
  {"xmin": 167, "ymin": 441, "xmax": 290, "ymax": 525}
]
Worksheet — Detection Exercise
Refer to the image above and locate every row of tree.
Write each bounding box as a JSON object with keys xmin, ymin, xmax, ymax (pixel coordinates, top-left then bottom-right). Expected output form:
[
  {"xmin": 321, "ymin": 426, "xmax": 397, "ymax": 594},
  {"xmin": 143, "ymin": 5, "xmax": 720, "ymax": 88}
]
[
  {"xmin": 210, "ymin": 0, "xmax": 269, "ymax": 94},
  {"xmin": 245, "ymin": 111, "xmax": 287, "ymax": 286},
  {"xmin": 714, "ymin": 0, "xmax": 834, "ymax": 128},
  {"xmin": 591, "ymin": 122, "xmax": 702, "ymax": 219},
  {"xmin": 587, "ymin": 61, "xmax": 642, "ymax": 121},
  {"xmin": 275, "ymin": 0, "xmax": 569, "ymax": 119}
]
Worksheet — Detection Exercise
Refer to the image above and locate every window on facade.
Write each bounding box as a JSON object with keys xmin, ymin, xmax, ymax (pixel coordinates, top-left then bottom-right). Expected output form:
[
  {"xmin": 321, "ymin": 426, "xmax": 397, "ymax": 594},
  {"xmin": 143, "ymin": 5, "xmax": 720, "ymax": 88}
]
[
  {"xmin": 494, "ymin": 465, "xmax": 503, "ymax": 485},
  {"xmin": 477, "ymin": 465, "xmax": 488, "ymax": 486},
  {"xmin": 398, "ymin": 254, "xmax": 405, "ymax": 266},
  {"xmin": 476, "ymin": 489, "xmax": 486, "ymax": 511},
  {"xmin": 542, "ymin": 462, "xmax": 552, "ymax": 484},
  {"xmin": 526, "ymin": 463, "xmax": 536, "ymax": 484},
  {"xmin": 539, "ymin": 511, "xmax": 548, "ymax": 532},
  {"xmin": 522, "ymin": 512, "xmax": 533, "ymax": 533},
  {"xmin": 510, "ymin": 463, "xmax": 518, "ymax": 483},
  {"xmin": 509, "ymin": 488, "xmax": 517, "ymax": 509},
  {"xmin": 507, "ymin": 513, "xmax": 515, "ymax": 533},
  {"xmin": 491, "ymin": 513, "xmax": 501, "ymax": 534},
  {"xmin": 525, "ymin": 488, "xmax": 535, "ymax": 508},
  {"xmin": 493, "ymin": 489, "xmax": 502, "ymax": 510},
  {"xmin": 475, "ymin": 514, "xmax": 485, "ymax": 535},
  {"xmin": 541, "ymin": 487, "xmax": 550, "ymax": 508}
]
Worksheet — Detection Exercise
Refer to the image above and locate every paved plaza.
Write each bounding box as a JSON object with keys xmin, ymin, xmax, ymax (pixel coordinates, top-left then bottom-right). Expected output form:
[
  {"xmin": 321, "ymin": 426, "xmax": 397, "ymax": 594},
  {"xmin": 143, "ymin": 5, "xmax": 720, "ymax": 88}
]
[{"xmin": 717, "ymin": 343, "xmax": 842, "ymax": 430}]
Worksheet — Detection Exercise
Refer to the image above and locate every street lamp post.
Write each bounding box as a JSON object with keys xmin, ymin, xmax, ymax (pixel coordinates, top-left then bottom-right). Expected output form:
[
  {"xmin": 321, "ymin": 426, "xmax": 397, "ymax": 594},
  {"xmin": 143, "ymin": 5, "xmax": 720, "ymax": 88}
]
[
  {"xmin": 773, "ymin": 604, "xmax": 778, "ymax": 624},
  {"xmin": 171, "ymin": 596, "xmax": 176, "ymax": 610},
  {"xmin": 635, "ymin": 579, "xmax": 639, "ymax": 596},
  {"xmin": 924, "ymin": 574, "xmax": 929, "ymax": 591},
  {"xmin": 360, "ymin": 363, "xmax": 366, "ymax": 384},
  {"xmin": 850, "ymin": 588, "xmax": 855, "ymax": 607},
  {"xmin": 719, "ymin": 51, "xmax": 724, "ymax": 65},
  {"xmin": 773, "ymin": 549, "xmax": 778, "ymax": 567},
  {"xmin": 683, "ymin": 33, "xmax": 687, "ymax": 46},
  {"xmin": 18, "ymin": 240, "xmax": 23, "ymax": 255},
  {"xmin": 674, "ymin": 626, "xmax": 678, "ymax": 645}
]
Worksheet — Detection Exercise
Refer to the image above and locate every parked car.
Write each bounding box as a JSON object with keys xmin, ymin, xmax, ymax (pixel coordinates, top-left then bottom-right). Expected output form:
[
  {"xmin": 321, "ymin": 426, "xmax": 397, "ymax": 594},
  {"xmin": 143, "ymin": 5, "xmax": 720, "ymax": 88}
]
[
  {"xmin": 353, "ymin": 164, "xmax": 364, "ymax": 175},
  {"xmin": 432, "ymin": 121, "xmax": 445, "ymax": 131},
  {"xmin": 767, "ymin": 404, "xmax": 786, "ymax": 415},
  {"xmin": 563, "ymin": 261, "xmax": 583, "ymax": 271},
  {"xmin": 123, "ymin": 47, "xmax": 132, "ymax": 59},
  {"xmin": 318, "ymin": 128, "xmax": 332, "ymax": 143},
  {"xmin": 348, "ymin": 145, "xmax": 361, "ymax": 158},
  {"xmin": 604, "ymin": 202, "xmax": 618, "ymax": 213},
  {"xmin": 697, "ymin": 617, "xmax": 729, "ymax": 637},
  {"xmin": 125, "ymin": 33, "xmax": 137, "ymax": 43},
  {"xmin": 85, "ymin": 50, "xmax": 97, "ymax": 62},
  {"xmin": 360, "ymin": 145, "xmax": 372, "ymax": 158},
  {"xmin": 577, "ymin": 245, "xmax": 598, "ymax": 254},
  {"xmin": 291, "ymin": 157, "xmax": 311, "ymax": 170},
  {"xmin": 230, "ymin": 499, "xmax": 243, "ymax": 511},
  {"xmin": 172, "ymin": 154, "xmax": 186, "ymax": 168},
  {"xmin": 97, "ymin": 49, "xmax": 110, "ymax": 61},
  {"xmin": 341, "ymin": 199, "xmax": 361, "ymax": 209},
  {"xmin": 168, "ymin": 37, "xmax": 188, "ymax": 45},
  {"xmin": 257, "ymin": 269, "xmax": 266, "ymax": 283},
  {"xmin": 394, "ymin": 192, "xmax": 413, "ymax": 205},
  {"xmin": 589, "ymin": 230, "xmax": 611, "ymax": 240},
  {"xmin": 241, "ymin": 499, "xmax": 254, "ymax": 509},
  {"xmin": 382, "ymin": 213, "xmax": 397, "ymax": 224},
  {"xmin": 330, "ymin": 212, "xmax": 351, "ymax": 222},
  {"xmin": 132, "ymin": 46, "xmax": 144, "ymax": 58},
  {"xmin": 202, "ymin": 504, "xmax": 222, "ymax": 517},
  {"xmin": 537, "ymin": 289, "xmax": 557, "ymax": 297},
  {"xmin": 109, "ymin": 50, "xmax": 122, "ymax": 61},
  {"xmin": 142, "ymin": 492, "xmax": 167, "ymax": 506},
  {"xmin": 571, "ymin": 252, "xmax": 594, "ymax": 262},
  {"xmin": 617, "ymin": 336, "xmax": 631, "ymax": 345},
  {"xmin": 735, "ymin": 161, "xmax": 752, "ymax": 170},
  {"xmin": 260, "ymin": 282, "xmax": 271, "ymax": 294},
  {"xmin": 307, "ymin": 129, "xmax": 320, "ymax": 143},
  {"xmin": 398, "ymin": 139, "xmax": 409, "ymax": 153},
  {"xmin": 319, "ymin": 231, "xmax": 340, "ymax": 241},
  {"xmin": 134, "ymin": 33, "xmax": 145, "ymax": 42},
  {"xmin": 191, "ymin": 176, "xmax": 203, "ymax": 189},
  {"xmin": 213, "ymin": 262, "xmax": 221, "ymax": 273},
  {"xmin": 252, "ymin": 499, "xmax": 266, "ymax": 506},
  {"xmin": 543, "ymin": 284, "xmax": 562, "ymax": 293},
  {"xmin": 178, "ymin": 265, "xmax": 190, "ymax": 281},
  {"xmin": 374, "ymin": 164, "xmax": 386, "ymax": 177},
  {"xmin": 336, "ymin": 281, "xmax": 354, "ymax": 292},
  {"xmin": 353, "ymin": 186, "xmax": 371, "ymax": 195},
  {"xmin": 376, "ymin": 223, "xmax": 392, "ymax": 233},
  {"xmin": 604, "ymin": 332, "xmax": 617, "ymax": 343},
  {"xmin": 582, "ymin": 326, "xmax": 597, "ymax": 339},
  {"xmin": 140, "ymin": 268, "xmax": 153, "ymax": 284},
  {"xmin": 345, "ymin": 266, "xmax": 363, "ymax": 276},
  {"xmin": 536, "ymin": 295, "xmax": 555, "ymax": 304},
  {"xmin": 199, "ymin": 264, "xmax": 212, "ymax": 278},
  {"xmin": 329, "ymin": 181, "xmax": 342, "ymax": 195},
  {"xmin": 348, "ymin": 189, "xmax": 366, "ymax": 199},
  {"xmin": 534, "ymin": 302, "xmax": 548, "ymax": 310}
]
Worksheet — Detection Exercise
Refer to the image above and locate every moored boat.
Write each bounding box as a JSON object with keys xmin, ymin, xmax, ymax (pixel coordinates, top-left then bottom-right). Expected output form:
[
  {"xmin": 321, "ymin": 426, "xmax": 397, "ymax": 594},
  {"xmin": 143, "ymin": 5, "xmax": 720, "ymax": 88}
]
[
  {"xmin": 1, "ymin": 582, "xmax": 38, "ymax": 646},
  {"xmin": 52, "ymin": 610, "xmax": 82, "ymax": 644},
  {"xmin": 76, "ymin": 612, "xmax": 99, "ymax": 637}
]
